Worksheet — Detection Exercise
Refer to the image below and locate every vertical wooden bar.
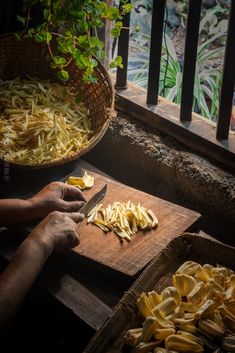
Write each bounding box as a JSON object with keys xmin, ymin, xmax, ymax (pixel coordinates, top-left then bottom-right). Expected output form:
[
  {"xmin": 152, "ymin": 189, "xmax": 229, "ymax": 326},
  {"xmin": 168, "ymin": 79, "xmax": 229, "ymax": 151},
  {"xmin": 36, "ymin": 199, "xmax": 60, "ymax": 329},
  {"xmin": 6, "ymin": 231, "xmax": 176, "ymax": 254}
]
[
  {"xmin": 146, "ymin": 0, "xmax": 166, "ymax": 105},
  {"xmin": 115, "ymin": 0, "xmax": 131, "ymax": 90},
  {"xmin": 216, "ymin": 0, "xmax": 235, "ymax": 140},
  {"xmin": 180, "ymin": 0, "xmax": 202, "ymax": 122}
]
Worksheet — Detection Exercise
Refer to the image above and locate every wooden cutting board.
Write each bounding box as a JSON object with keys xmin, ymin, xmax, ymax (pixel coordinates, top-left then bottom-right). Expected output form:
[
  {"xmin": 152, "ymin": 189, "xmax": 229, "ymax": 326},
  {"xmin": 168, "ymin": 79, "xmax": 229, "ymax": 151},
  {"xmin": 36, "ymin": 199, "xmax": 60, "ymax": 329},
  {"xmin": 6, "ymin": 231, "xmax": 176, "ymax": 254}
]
[{"xmin": 69, "ymin": 170, "xmax": 201, "ymax": 277}]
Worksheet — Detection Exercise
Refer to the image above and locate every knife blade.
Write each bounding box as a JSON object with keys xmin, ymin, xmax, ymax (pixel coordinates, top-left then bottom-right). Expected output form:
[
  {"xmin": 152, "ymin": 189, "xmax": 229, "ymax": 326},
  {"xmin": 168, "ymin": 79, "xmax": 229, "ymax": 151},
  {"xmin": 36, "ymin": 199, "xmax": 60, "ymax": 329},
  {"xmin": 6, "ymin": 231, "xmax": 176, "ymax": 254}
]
[{"xmin": 79, "ymin": 184, "xmax": 107, "ymax": 217}]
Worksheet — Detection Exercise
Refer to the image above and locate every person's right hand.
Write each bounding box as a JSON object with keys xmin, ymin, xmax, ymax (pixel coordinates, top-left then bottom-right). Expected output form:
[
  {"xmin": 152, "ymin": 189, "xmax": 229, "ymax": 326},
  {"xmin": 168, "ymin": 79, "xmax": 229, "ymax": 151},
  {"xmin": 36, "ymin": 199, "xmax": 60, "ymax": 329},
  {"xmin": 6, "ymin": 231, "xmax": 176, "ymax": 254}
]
[{"xmin": 28, "ymin": 211, "xmax": 85, "ymax": 253}]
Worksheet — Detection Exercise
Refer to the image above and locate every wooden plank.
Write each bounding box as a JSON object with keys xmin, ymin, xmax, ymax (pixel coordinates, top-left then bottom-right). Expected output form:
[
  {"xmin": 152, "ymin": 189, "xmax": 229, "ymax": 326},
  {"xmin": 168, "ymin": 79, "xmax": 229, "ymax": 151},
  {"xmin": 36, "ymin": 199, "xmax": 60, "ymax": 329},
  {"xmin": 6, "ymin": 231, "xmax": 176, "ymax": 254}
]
[
  {"xmin": 114, "ymin": 81, "xmax": 235, "ymax": 170},
  {"xmin": 84, "ymin": 233, "xmax": 235, "ymax": 353},
  {"xmin": 40, "ymin": 271, "xmax": 112, "ymax": 331},
  {"xmin": 68, "ymin": 170, "xmax": 201, "ymax": 277}
]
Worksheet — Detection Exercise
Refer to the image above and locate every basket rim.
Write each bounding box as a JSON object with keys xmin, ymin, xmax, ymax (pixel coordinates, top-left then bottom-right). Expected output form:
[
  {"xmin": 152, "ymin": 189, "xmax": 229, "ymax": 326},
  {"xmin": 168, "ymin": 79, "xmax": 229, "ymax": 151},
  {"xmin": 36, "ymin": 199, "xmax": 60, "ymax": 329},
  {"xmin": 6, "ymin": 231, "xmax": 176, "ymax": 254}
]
[{"xmin": 1, "ymin": 120, "xmax": 110, "ymax": 170}]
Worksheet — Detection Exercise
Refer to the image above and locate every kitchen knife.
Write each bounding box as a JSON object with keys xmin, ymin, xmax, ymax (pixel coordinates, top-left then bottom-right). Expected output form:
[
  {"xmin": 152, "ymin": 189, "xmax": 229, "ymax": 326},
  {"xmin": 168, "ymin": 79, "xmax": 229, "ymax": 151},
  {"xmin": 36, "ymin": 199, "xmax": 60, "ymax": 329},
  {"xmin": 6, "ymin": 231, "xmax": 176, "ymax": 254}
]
[{"xmin": 79, "ymin": 184, "xmax": 107, "ymax": 217}]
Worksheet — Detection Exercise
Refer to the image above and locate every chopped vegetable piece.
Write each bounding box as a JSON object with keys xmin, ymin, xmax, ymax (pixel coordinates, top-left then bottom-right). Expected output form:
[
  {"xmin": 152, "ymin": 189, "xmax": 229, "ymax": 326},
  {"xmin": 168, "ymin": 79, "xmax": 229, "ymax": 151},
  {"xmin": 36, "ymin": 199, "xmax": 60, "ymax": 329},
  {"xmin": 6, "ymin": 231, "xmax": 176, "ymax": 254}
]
[
  {"xmin": 0, "ymin": 77, "xmax": 94, "ymax": 165},
  {"xmin": 66, "ymin": 172, "xmax": 94, "ymax": 190},
  {"xmin": 87, "ymin": 201, "xmax": 158, "ymax": 242},
  {"xmin": 124, "ymin": 261, "xmax": 235, "ymax": 352}
]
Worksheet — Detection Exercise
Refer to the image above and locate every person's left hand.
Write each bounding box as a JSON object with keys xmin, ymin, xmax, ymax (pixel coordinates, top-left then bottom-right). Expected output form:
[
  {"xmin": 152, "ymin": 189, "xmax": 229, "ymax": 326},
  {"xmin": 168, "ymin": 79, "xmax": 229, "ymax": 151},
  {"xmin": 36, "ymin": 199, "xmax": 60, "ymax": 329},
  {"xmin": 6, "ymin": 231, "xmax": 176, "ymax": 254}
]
[{"xmin": 28, "ymin": 181, "xmax": 86, "ymax": 220}]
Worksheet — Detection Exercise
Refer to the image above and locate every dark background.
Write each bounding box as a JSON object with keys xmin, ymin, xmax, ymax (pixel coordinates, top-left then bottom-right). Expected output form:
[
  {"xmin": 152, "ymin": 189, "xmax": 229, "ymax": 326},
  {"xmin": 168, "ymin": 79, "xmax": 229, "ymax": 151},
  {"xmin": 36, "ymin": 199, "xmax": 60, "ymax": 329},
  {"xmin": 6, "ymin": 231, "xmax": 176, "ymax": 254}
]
[{"xmin": 0, "ymin": 0, "xmax": 42, "ymax": 35}]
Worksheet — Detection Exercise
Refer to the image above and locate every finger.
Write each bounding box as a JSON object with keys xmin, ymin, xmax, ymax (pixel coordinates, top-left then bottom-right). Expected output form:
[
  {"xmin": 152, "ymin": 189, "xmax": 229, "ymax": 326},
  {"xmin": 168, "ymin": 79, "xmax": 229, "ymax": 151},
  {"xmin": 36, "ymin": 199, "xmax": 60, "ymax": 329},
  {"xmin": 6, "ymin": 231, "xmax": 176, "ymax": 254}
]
[
  {"xmin": 61, "ymin": 200, "xmax": 86, "ymax": 212},
  {"xmin": 63, "ymin": 184, "xmax": 86, "ymax": 202},
  {"xmin": 68, "ymin": 212, "xmax": 85, "ymax": 223},
  {"xmin": 74, "ymin": 227, "xmax": 80, "ymax": 246},
  {"xmin": 70, "ymin": 232, "xmax": 80, "ymax": 248}
]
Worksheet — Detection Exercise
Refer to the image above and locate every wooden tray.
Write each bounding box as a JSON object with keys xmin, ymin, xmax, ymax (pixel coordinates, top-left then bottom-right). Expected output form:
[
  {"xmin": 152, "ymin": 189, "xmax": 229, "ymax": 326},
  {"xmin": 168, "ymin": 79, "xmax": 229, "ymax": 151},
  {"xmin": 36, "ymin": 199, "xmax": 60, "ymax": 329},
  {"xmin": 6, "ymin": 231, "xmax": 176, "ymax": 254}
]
[
  {"xmin": 84, "ymin": 233, "xmax": 235, "ymax": 353},
  {"xmin": 68, "ymin": 171, "xmax": 201, "ymax": 277}
]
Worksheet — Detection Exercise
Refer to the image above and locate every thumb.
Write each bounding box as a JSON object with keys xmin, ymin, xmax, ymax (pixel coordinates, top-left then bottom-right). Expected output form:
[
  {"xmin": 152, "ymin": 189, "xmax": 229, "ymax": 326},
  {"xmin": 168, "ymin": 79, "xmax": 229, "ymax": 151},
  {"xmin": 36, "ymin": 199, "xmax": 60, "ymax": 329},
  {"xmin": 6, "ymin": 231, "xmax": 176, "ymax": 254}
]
[{"xmin": 61, "ymin": 200, "xmax": 85, "ymax": 212}]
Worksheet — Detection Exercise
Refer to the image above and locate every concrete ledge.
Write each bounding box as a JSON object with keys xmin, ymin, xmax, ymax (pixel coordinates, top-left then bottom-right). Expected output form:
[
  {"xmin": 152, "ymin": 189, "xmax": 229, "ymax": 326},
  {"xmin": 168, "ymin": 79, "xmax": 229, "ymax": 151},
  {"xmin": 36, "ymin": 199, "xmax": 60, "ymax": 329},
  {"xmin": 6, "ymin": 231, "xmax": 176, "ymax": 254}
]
[{"xmin": 84, "ymin": 115, "xmax": 235, "ymax": 245}]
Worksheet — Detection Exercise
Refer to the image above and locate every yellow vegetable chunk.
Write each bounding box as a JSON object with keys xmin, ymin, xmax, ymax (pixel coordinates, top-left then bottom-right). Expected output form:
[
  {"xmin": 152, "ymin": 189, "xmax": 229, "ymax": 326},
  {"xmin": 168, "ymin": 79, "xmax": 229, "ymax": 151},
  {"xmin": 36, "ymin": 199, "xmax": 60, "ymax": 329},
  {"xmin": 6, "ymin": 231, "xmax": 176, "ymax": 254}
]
[
  {"xmin": 87, "ymin": 201, "xmax": 158, "ymax": 242},
  {"xmin": 66, "ymin": 172, "xmax": 94, "ymax": 190}
]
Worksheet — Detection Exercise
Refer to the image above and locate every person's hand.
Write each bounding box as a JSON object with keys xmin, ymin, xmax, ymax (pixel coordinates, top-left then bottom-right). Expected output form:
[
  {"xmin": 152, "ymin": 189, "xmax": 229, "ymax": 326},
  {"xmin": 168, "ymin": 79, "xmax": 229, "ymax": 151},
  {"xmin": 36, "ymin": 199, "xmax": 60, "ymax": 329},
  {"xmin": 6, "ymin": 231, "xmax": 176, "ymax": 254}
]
[
  {"xmin": 29, "ymin": 211, "xmax": 85, "ymax": 253},
  {"xmin": 28, "ymin": 181, "xmax": 86, "ymax": 220}
]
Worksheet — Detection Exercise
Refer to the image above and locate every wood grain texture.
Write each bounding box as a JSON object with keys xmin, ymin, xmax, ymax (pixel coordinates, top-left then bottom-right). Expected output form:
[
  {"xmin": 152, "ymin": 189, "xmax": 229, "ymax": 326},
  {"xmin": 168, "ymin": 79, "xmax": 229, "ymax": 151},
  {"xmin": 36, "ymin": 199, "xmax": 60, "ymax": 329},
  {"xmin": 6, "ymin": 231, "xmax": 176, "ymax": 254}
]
[{"xmin": 70, "ymin": 171, "xmax": 201, "ymax": 277}]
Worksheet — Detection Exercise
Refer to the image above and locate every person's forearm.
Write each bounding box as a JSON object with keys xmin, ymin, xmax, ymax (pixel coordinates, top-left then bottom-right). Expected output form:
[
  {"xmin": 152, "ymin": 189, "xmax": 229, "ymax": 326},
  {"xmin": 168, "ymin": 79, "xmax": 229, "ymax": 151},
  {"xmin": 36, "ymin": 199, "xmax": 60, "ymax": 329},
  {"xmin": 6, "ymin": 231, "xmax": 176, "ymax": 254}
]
[
  {"xmin": 0, "ymin": 234, "xmax": 52, "ymax": 331},
  {"xmin": 0, "ymin": 199, "xmax": 34, "ymax": 226}
]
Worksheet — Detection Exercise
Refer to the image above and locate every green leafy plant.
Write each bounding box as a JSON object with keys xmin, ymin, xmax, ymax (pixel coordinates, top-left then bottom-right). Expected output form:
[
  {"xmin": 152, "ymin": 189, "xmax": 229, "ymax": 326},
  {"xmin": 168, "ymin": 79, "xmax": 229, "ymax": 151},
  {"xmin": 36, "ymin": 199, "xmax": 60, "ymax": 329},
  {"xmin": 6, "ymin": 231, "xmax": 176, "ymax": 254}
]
[
  {"xmin": 175, "ymin": 0, "xmax": 228, "ymax": 29},
  {"xmin": 18, "ymin": 0, "xmax": 133, "ymax": 83},
  {"xmin": 128, "ymin": 22, "xmax": 226, "ymax": 120}
]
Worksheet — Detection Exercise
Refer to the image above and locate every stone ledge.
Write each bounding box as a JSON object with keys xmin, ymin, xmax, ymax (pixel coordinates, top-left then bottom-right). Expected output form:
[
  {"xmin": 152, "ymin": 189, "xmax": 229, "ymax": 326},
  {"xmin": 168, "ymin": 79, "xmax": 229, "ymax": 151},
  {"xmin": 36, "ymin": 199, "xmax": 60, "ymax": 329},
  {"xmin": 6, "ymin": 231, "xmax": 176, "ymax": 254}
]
[{"xmin": 84, "ymin": 115, "xmax": 235, "ymax": 245}]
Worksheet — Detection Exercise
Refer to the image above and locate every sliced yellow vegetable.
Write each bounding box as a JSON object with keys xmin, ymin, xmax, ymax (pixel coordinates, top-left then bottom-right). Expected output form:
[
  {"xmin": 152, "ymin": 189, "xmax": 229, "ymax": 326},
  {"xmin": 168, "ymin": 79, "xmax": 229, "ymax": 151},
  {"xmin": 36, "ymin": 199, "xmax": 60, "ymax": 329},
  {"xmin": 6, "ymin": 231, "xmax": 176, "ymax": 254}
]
[
  {"xmin": 66, "ymin": 171, "xmax": 94, "ymax": 190},
  {"xmin": 87, "ymin": 201, "xmax": 158, "ymax": 242},
  {"xmin": 0, "ymin": 77, "xmax": 93, "ymax": 165}
]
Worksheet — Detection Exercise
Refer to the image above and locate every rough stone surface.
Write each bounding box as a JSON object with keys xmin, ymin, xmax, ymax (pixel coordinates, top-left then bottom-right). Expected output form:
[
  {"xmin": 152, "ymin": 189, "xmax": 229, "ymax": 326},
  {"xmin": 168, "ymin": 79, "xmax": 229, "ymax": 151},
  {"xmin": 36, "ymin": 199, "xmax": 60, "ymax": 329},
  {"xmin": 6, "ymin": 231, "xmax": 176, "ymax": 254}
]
[{"xmin": 84, "ymin": 115, "xmax": 235, "ymax": 245}]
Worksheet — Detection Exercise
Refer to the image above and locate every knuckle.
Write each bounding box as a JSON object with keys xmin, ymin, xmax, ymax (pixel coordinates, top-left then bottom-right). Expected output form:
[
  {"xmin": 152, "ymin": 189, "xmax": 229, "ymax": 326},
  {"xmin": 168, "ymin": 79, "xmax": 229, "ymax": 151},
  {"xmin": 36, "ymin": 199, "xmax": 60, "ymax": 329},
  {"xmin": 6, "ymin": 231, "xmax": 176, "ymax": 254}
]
[
  {"xmin": 51, "ymin": 181, "xmax": 63, "ymax": 187},
  {"xmin": 50, "ymin": 210, "xmax": 64, "ymax": 219}
]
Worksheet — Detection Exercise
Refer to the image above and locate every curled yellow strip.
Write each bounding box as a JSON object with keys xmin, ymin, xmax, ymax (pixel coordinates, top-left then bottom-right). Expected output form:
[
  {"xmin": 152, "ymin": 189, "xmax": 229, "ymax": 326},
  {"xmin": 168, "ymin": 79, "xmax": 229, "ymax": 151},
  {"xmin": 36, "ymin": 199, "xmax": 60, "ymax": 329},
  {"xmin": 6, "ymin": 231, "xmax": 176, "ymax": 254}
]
[
  {"xmin": 87, "ymin": 201, "xmax": 158, "ymax": 242},
  {"xmin": 66, "ymin": 172, "xmax": 94, "ymax": 190},
  {"xmin": 0, "ymin": 77, "xmax": 93, "ymax": 165}
]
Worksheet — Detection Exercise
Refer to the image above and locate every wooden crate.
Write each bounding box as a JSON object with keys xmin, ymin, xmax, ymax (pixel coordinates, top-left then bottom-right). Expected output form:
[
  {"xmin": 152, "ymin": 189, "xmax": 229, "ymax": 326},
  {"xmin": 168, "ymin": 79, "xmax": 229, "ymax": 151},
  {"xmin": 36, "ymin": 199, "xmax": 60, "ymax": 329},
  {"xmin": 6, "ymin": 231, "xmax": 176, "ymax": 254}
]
[{"xmin": 84, "ymin": 233, "xmax": 235, "ymax": 353}]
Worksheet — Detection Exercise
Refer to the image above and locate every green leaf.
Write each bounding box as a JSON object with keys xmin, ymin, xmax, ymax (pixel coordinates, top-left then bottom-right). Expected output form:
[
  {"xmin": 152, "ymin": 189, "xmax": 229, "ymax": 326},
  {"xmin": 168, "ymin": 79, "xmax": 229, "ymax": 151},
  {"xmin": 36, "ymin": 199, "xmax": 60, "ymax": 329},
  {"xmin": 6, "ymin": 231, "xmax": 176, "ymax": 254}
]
[
  {"xmin": 90, "ymin": 58, "xmax": 98, "ymax": 68},
  {"xmin": 57, "ymin": 70, "xmax": 69, "ymax": 81},
  {"xmin": 75, "ymin": 55, "xmax": 89, "ymax": 69},
  {"xmin": 50, "ymin": 62, "xmax": 57, "ymax": 69},
  {"xmin": 28, "ymin": 28, "xmax": 35, "ymax": 37},
  {"xmin": 109, "ymin": 61, "xmax": 117, "ymax": 69},
  {"xmin": 122, "ymin": 3, "xmax": 133, "ymax": 13},
  {"xmin": 46, "ymin": 32, "xmax": 52, "ymax": 42},
  {"xmin": 115, "ymin": 56, "xmax": 123, "ymax": 67},
  {"xmin": 83, "ymin": 74, "xmax": 97, "ymax": 84},
  {"xmin": 17, "ymin": 15, "xmax": 26, "ymax": 25},
  {"xmin": 77, "ymin": 34, "xmax": 88, "ymax": 48},
  {"xmin": 35, "ymin": 32, "xmax": 44, "ymax": 43},
  {"xmin": 20, "ymin": 0, "xmax": 128, "ymax": 84},
  {"xmin": 106, "ymin": 7, "xmax": 120, "ymax": 20},
  {"xmin": 43, "ymin": 9, "xmax": 49, "ymax": 19},
  {"xmin": 80, "ymin": 54, "xmax": 90, "ymax": 67},
  {"xmin": 96, "ymin": 49, "xmax": 105, "ymax": 60},
  {"xmin": 111, "ymin": 27, "xmax": 121, "ymax": 38},
  {"xmin": 72, "ymin": 48, "xmax": 82, "ymax": 60},
  {"xmin": 76, "ymin": 21, "xmax": 88, "ymax": 33},
  {"xmin": 53, "ymin": 56, "xmax": 66, "ymax": 66},
  {"xmin": 15, "ymin": 33, "xmax": 21, "ymax": 41},
  {"xmin": 77, "ymin": 10, "xmax": 86, "ymax": 20},
  {"xmin": 34, "ymin": 30, "xmax": 52, "ymax": 43},
  {"xmin": 90, "ymin": 36, "xmax": 100, "ymax": 48},
  {"xmin": 115, "ymin": 21, "xmax": 123, "ymax": 28},
  {"xmin": 109, "ymin": 56, "xmax": 124, "ymax": 69}
]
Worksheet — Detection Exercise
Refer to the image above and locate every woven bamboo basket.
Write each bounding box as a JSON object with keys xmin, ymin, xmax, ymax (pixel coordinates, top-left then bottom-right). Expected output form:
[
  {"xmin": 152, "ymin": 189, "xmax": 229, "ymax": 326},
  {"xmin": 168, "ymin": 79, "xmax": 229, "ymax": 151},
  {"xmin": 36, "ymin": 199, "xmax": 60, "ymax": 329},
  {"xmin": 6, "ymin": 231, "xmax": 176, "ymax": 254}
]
[{"xmin": 0, "ymin": 33, "xmax": 114, "ymax": 169}]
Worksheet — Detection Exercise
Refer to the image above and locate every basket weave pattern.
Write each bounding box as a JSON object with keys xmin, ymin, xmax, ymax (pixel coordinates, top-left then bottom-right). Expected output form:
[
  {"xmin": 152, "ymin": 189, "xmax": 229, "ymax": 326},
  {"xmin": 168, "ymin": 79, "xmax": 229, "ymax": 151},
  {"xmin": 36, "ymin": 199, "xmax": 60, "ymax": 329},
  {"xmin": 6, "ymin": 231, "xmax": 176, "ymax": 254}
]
[{"xmin": 0, "ymin": 33, "xmax": 114, "ymax": 168}]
